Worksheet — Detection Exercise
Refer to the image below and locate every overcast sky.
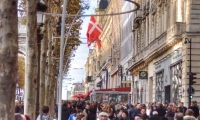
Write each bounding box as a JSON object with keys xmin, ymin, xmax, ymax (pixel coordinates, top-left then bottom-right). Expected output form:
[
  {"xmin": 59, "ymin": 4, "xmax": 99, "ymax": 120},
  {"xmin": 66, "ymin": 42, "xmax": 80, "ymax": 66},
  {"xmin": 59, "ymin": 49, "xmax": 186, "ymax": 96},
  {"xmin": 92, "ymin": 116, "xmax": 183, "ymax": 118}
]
[{"xmin": 62, "ymin": 0, "xmax": 97, "ymax": 99}]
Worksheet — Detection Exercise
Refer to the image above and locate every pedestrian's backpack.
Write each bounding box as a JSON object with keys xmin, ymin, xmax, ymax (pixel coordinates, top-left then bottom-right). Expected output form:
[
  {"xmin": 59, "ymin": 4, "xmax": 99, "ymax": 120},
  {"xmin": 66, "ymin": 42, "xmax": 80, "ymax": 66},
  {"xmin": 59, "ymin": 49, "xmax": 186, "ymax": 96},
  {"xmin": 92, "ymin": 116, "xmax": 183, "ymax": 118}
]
[{"xmin": 36, "ymin": 114, "xmax": 50, "ymax": 120}]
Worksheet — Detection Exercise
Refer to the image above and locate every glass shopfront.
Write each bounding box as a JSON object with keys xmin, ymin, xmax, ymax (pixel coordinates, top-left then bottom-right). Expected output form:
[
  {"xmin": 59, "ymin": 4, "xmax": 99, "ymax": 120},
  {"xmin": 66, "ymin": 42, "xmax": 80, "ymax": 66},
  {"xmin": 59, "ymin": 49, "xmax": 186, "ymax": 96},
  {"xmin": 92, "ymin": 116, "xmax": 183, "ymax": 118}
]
[
  {"xmin": 95, "ymin": 93, "xmax": 128, "ymax": 103},
  {"xmin": 155, "ymin": 49, "xmax": 182, "ymax": 103},
  {"xmin": 134, "ymin": 80, "xmax": 147, "ymax": 104}
]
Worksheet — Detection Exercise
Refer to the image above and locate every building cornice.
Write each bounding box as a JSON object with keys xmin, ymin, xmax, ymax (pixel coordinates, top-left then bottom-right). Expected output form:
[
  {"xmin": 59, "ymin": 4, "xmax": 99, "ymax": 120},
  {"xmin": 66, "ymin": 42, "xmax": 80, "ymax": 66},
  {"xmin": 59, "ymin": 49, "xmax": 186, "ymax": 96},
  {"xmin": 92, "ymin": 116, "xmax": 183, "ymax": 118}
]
[{"xmin": 128, "ymin": 22, "xmax": 186, "ymax": 73}]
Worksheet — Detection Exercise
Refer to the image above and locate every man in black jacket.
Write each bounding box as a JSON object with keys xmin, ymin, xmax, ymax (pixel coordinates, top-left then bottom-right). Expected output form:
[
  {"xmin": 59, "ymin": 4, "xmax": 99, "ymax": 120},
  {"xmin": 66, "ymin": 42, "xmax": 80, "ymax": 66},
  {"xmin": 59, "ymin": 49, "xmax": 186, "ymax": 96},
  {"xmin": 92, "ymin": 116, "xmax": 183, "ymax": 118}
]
[
  {"xmin": 157, "ymin": 102, "xmax": 166, "ymax": 117},
  {"xmin": 189, "ymin": 101, "xmax": 199, "ymax": 118},
  {"xmin": 179, "ymin": 102, "xmax": 187, "ymax": 115},
  {"xmin": 61, "ymin": 102, "xmax": 73, "ymax": 120},
  {"xmin": 86, "ymin": 109, "xmax": 96, "ymax": 120}
]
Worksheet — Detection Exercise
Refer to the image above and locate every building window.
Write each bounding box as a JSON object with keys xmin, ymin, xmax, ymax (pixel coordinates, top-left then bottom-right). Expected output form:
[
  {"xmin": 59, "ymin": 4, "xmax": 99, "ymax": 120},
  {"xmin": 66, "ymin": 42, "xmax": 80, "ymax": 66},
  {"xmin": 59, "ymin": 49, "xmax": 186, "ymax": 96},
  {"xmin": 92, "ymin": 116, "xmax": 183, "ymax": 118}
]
[
  {"xmin": 156, "ymin": 70, "xmax": 164, "ymax": 103},
  {"xmin": 170, "ymin": 62, "xmax": 182, "ymax": 104}
]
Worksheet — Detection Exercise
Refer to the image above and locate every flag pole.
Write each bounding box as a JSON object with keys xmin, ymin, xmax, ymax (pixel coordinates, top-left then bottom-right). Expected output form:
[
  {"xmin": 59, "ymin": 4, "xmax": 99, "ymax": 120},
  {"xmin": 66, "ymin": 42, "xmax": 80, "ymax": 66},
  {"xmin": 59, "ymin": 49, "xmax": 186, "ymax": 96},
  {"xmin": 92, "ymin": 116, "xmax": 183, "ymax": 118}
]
[{"xmin": 58, "ymin": 0, "xmax": 67, "ymax": 119}]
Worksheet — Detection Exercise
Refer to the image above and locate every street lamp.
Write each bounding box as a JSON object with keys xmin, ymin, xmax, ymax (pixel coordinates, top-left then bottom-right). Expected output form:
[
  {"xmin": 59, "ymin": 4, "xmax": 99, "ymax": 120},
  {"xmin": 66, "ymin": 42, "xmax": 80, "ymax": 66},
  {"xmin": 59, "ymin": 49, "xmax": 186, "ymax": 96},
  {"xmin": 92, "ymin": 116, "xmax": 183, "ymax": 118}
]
[
  {"xmin": 56, "ymin": 17, "xmax": 61, "ymax": 35},
  {"xmin": 37, "ymin": 0, "xmax": 47, "ymax": 26},
  {"xmin": 36, "ymin": 0, "xmax": 47, "ymax": 118},
  {"xmin": 118, "ymin": 65, "xmax": 123, "ymax": 87},
  {"xmin": 184, "ymin": 38, "xmax": 196, "ymax": 107}
]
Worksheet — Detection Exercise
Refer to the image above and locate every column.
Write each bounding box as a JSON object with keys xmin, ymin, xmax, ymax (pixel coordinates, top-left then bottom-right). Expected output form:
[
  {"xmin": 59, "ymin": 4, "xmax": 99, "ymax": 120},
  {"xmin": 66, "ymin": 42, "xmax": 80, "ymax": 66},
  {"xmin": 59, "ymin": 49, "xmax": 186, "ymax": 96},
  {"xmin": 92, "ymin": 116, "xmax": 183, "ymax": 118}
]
[
  {"xmin": 176, "ymin": 0, "xmax": 183, "ymax": 22},
  {"xmin": 154, "ymin": 14, "xmax": 157, "ymax": 39},
  {"xmin": 158, "ymin": 7, "xmax": 162, "ymax": 36},
  {"xmin": 164, "ymin": 3, "xmax": 167, "ymax": 31},
  {"xmin": 149, "ymin": 14, "xmax": 152, "ymax": 43},
  {"xmin": 146, "ymin": 17, "xmax": 149, "ymax": 46},
  {"xmin": 161, "ymin": 6, "xmax": 164, "ymax": 33}
]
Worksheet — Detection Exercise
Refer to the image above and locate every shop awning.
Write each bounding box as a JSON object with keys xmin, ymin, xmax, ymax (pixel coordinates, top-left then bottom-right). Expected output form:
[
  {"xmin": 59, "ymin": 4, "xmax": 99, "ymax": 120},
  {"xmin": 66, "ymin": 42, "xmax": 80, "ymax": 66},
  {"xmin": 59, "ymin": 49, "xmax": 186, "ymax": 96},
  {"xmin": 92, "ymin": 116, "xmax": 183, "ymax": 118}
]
[
  {"xmin": 76, "ymin": 94, "xmax": 85, "ymax": 99},
  {"xmin": 83, "ymin": 92, "xmax": 91, "ymax": 98},
  {"xmin": 95, "ymin": 87, "xmax": 130, "ymax": 92},
  {"xmin": 91, "ymin": 87, "xmax": 131, "ymax": 94}
]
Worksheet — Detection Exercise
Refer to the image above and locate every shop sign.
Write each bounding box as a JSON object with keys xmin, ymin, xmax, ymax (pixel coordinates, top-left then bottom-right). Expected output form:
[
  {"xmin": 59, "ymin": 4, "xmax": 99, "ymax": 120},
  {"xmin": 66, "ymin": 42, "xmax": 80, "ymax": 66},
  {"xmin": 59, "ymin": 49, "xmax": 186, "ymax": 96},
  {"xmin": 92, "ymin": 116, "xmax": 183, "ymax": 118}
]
[
  {"xmin": 171, "ymin": 49, "xmax": 182, "ymax": 63},
  {"xmin": 139, "ymin": 71, "xmax": 148, "ymax": 79},
  {"xmin": 121, "ymin": 80, "xmax": 131, "ymax": 83}
]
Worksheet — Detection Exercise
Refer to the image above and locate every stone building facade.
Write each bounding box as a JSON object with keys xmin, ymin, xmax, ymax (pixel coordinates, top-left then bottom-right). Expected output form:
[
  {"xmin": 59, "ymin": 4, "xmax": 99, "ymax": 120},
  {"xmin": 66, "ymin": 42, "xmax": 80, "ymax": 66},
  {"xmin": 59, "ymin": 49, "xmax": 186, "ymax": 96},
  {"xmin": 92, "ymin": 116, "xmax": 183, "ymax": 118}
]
[
  {"xmin": 84, "ymin": 0, "xmax": 133, "ymax": 103},
  {"xmin": 85, "ymin": 0, "xmax": 200, "ymax": 105},
  {"xmin": 128, "ymin": 0, "xmax": 200, "ymax": 105},
  {"xmin": 70, "ymin": 83, "xmax": 85, "ymax": 99},
  {"xmin": 85, "ymin": 1, "xmax": 117, "ymax": 92}
]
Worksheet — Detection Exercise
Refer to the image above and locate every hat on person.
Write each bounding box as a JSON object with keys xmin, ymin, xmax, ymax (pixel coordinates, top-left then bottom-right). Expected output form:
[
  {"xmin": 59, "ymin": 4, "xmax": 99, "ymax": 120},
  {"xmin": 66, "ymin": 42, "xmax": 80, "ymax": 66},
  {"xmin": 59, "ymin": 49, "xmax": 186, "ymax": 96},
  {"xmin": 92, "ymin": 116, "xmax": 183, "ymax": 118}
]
[{"xmin": 99, "ymin": 112, "xmax": 109, "ymax": 117}]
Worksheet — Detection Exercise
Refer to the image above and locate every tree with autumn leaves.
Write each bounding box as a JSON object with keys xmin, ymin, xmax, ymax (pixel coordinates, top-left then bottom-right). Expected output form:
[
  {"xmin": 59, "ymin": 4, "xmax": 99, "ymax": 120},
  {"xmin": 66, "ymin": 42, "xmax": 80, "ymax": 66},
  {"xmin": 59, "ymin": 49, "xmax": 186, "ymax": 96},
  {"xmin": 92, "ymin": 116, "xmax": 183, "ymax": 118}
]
[
  {"xmin": 0, "ymin": 0, "xmax": 89, "ymax": 119},
  {"xmin": 18, "ymin": 56, "xmax": 25, "ymax": 88}
]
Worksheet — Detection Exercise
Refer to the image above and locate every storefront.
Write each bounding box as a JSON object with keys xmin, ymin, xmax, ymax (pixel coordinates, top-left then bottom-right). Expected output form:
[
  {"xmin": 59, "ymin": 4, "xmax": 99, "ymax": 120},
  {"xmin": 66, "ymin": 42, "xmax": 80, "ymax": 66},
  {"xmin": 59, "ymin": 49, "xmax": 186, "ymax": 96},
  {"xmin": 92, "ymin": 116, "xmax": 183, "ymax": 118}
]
[
  {"xmin": 133, "ymin": 74, "xmax": 148, "ymax": 104},
  {"xmin": 154, "ymin": 48, "xmax": 182, "ymax": 104},
  {"xmin": 90, "ymin": 87, "xmax": 131, "ymax": 103}
]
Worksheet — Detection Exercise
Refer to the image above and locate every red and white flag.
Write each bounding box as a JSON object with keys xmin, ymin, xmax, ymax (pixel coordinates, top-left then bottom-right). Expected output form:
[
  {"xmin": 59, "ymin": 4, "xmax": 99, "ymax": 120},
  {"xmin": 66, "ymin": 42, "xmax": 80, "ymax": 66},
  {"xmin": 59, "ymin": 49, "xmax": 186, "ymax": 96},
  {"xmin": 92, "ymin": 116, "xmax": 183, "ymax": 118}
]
[{"xmin": 86, "ymin": 16, "xmax": 102, "ymax": 50}]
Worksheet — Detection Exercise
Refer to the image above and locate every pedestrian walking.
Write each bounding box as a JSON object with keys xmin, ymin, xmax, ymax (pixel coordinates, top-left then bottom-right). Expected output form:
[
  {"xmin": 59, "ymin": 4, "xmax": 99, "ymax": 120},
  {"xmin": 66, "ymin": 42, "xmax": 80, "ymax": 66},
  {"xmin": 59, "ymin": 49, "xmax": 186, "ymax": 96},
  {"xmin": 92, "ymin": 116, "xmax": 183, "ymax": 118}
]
[
  {"xmin": 189, "ymin": 101, "xmax": 199, "ymax": 118},
  {"xmin": 61, "ymin": 102, "xmax": 73, "ymax": 120},
  {"xmin": 36, "ymin": 106, "xmax": 53, "ymax": 120}
]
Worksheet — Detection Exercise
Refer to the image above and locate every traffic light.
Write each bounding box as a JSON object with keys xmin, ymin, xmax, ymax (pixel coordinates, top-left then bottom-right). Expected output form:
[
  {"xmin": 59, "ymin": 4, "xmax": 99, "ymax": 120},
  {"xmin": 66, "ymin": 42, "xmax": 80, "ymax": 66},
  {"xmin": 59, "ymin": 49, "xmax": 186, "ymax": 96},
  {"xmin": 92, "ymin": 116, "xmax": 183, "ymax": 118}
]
[
  {"xmin": 187, "ymin": 87, "xmax": 195, "ymax": 94},
  {"xmin": 187, "ymin": 72, "xmax": 197, "ymax": 85},
  {"xmin": 190, "ymin": 95, "xmax": 193, "ymax": 99}
]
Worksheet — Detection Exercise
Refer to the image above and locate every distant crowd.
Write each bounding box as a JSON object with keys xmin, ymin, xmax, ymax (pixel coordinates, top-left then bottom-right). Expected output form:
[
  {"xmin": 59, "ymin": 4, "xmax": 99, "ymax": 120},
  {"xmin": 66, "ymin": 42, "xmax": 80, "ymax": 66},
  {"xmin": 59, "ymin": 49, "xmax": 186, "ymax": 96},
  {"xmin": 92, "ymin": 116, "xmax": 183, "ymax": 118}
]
[{"xmin": 14, "ymin": 99, "xmax": 200, "ymax": 120}]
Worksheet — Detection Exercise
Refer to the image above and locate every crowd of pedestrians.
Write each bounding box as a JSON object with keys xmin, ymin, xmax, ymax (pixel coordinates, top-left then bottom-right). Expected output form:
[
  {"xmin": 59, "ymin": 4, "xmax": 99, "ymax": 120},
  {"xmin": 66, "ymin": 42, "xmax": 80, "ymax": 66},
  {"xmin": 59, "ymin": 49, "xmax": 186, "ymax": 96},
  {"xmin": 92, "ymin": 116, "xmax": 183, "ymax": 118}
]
[
  {"xmin": 54, "ymin": 100, "xmax": 200, "ymax": 120},
  {"xmin": 14, "ymin": 99, "xmax": 200, "ymax": 120}
]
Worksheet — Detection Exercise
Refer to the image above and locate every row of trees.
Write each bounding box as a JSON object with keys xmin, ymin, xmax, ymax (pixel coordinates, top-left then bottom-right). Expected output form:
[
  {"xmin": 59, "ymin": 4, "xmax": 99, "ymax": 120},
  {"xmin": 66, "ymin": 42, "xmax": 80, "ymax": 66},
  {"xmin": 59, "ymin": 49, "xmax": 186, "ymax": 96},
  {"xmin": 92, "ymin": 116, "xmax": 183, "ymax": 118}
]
[{"xmin": 0, "ymin": 0, "xmax": 89, "ymax": 119}]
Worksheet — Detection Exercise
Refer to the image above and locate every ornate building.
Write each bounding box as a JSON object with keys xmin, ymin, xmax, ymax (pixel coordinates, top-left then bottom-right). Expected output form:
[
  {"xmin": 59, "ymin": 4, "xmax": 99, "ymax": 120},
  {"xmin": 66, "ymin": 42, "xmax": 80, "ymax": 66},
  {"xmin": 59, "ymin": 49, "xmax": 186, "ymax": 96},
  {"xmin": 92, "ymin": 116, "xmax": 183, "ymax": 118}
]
[
  {"xmin": 85, "ymin": 0, "xmax": 131, "ymax": 103},
  {"xmin": 70, "ymin": 83, "xmax": 85, "ymax": 99},
  {"xmin": 128, "ymin": 0, "xmax": 200, "ymax": 105},
  {"xmin": 85, "ymin": 0, "xmax": 200, "ymax": 105}
]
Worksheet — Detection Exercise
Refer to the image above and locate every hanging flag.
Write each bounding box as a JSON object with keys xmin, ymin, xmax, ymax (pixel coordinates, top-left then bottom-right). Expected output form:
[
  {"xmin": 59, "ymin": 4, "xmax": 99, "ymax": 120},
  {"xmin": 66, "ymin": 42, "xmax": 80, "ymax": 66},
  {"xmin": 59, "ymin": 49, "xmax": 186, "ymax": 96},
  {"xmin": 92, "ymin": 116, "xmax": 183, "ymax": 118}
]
[{"xmin": 86, "ymin": 16, "xmax": 102, "ymax": 50}]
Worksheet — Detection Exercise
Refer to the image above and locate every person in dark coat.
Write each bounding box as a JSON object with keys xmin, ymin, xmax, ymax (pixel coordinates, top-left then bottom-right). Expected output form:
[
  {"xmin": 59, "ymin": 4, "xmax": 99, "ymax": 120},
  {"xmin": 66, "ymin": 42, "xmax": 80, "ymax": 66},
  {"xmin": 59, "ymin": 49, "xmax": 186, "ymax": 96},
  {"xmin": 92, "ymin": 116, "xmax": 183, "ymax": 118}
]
[
  {"xmin": 157, "ymin": 102, "xmax": 166, "ymax": 117},
  {"xmin": 166, "ymin": 107, "xmax": 174, "ymax": 120},
  {"xmin": 15, "ymin": 100, "xmax": 21, "ymax": 113},
  {"xmin": 54, "ymin": 104, "xmax": 58, "ymax": 118},
  {"xmin": 61, "ymin": 102, "xmax": 73, "ymax": 120},
  {"xmin": 86, "ymin": 109, "xmax": 96, "ymax": 120},
  {"xmin": 179, "ymin": 102, "xmax": 187, "ymax": 115},
  {"xmin": 150, "ymin": 111, "xmax": 161, "ymax": 120},
  {"xmin": 141, "ymin": 108, "xmax": 149, "ymax": 120},
  {"xmin": 189, "ymin": 101, "xmax": 199, "ymax": 118},
  {"xmin": 128, "ymin": 104, "xmax": 141, "ymax": 120}
]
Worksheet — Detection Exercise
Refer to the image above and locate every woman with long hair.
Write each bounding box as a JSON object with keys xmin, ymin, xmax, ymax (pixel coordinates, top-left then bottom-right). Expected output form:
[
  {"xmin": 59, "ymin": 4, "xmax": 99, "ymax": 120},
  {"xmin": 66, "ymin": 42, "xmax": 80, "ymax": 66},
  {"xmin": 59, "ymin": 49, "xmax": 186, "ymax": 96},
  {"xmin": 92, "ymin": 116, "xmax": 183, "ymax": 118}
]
[
  {"xmin": 146, "ymin": 102, "xmax": 152, "ymax": 117},
  {"xmin": 15, "ymin": 100, "xmax": 21, "ymax": 113}
]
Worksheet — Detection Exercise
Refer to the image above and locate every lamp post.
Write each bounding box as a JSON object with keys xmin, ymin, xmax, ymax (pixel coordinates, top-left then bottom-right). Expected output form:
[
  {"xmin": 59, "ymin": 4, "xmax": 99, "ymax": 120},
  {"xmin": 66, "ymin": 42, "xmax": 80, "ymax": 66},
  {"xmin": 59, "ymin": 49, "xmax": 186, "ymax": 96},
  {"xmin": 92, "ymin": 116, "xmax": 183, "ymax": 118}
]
[
  {"xmin": 36, "ymin": 0, "xmax": 47, "ymax": 117},
  {"xmin": 184, "ymin": 38, "xmax": 192, "ymax": 107},
  {"xmin": 118, "ymin": 65, "xmax": 123, "ymax": 87},
  {"xmin": 56, "ymin": 17, "xmax": 61, "ymax": 35}
]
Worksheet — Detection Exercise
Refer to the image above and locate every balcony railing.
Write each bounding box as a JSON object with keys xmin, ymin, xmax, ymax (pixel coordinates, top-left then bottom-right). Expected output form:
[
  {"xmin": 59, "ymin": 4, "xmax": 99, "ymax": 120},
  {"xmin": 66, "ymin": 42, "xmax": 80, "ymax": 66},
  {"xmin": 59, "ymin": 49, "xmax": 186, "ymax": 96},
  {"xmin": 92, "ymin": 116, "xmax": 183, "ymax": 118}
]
[{"xmin": 129, "ymin": 22, "xmax": 186, "ymax": 67}]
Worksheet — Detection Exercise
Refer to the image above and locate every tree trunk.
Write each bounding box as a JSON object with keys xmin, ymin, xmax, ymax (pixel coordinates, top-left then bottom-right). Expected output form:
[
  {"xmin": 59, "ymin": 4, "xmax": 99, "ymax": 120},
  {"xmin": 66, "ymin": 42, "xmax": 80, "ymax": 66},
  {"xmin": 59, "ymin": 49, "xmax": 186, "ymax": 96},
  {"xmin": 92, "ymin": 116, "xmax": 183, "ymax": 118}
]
[
  {"xmin": 24, "ymin": 0, "xmax": 38, "ymax": 119},
  {"xmin": 53, "ymin": 39, "xmax": 59, "ymax": 106},
  {"xmin": 41, "ymin": 0, "xmax": 51, "ymax": 108},
  {"xmin": 40, "ymin": 19, "xmax": 49, "ymax": 109},
  {"xmin": 0, "ymin": 0, "xmax": 18, "ymax": 120},
  {"xmin": 47, "ymin": 21, "xmax": 53, "ymax": 110}
]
